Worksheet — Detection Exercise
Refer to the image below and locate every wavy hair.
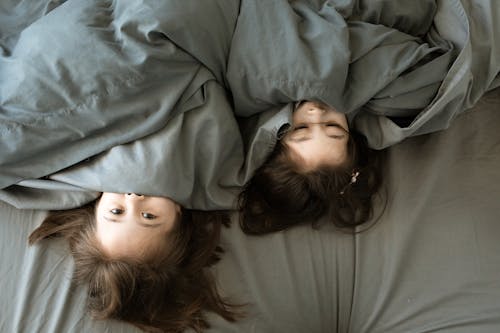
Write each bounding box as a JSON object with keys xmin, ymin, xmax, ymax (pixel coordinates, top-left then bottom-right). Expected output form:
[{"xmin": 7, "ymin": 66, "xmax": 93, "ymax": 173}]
[
  {"xmin": 238, "ymin": 129, "xmax": 385, "ymax": 235},
  {"xmin": 28, "ymin": 202, "xmax": 240, "ymax": 333}
]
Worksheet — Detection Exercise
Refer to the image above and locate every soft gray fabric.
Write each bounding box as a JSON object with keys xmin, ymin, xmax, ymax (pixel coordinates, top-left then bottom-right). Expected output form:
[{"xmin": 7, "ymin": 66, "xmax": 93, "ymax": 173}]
[
  {"xmin": 0, "ymin": 179, "xmax": 100, "ymax": 210},
  {"xmin": 227, "ymin": 0, "xmax": 500, "ymax": 148},
  {"xmin": 48, "ymin": 80, "xmax": 247, "ymax": 210},
  {"xmin": 355, "ymin": 0, "xmax": 500, "ymax": 148},
  {"xmin": 1, "ymin": 0, "xmax": 204, "ymax": 186},
  {"xmin": 237, "ymin": 104, "xmax": 294, "ymax": 182},
  {"xmin": 0, "ymin": 203, "xmax": 142, "ymax": 333},
  {"xmin": 0, "ymin": 0, "xmax": 249, "ymax": 210},
  {"xmin": 1, "ymin": 88, "xmax": 499, "ymax": 333},
  {"xmin": 1, "ymin": 0, "xmax": 499, "ymax": 211},
  {"xmin": 347, "ymin": 88, "xmax": 500, "ymax": 333},
  {"xmin": 0, "ymin": 0, "xmax": 67, "ymax": 55},
  {"xmin": 227, "ymin": 0, "xmax": 451, "ymax": 117}
]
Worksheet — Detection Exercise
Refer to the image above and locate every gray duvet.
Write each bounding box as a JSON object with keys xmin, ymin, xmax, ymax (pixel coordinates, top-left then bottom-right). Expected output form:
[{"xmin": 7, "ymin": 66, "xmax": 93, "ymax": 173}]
[
  {"xmin": 1, "ymin": 0, "xmax": 499, "ymax": 211},
  {"xmin": 0, "ymin": 88, "xmax": 499, "ymax": 332},
  {"xmin": 1, "ymin": 1, "xmax": 500, "ymax": 332}
]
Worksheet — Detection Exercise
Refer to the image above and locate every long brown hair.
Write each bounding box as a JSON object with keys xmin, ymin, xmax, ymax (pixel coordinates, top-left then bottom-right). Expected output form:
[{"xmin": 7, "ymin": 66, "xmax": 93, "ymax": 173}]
[
  {"xmin": 29, "ymin": 202, "xmax": 240, "ymax": 333},
  {"xmin": 238, "ymin": 129, "xmax": 384, "ymax": 234}
]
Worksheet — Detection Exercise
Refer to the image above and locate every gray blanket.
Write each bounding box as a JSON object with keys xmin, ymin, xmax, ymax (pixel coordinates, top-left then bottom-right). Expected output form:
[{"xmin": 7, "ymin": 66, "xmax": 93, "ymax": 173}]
[
  {"xmin": 1, "ymin": 0, "xmax": 499, "ymax": 210},
  {"xmin": 0, "ymin": 0, "xmax": 249, "ymax": 209},
  {"xmin": 1, "ymin": 88, "xmax": 499, "ymax": 333},
  {"xmin": 227, "ymin": 0, "xmax": 500, "ymax": 147}
]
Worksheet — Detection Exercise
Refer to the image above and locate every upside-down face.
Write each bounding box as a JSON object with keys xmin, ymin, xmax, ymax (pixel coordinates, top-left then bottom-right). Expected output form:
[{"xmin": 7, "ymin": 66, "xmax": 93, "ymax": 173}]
[
  {"xmin": 283, "ymin": 101, "xmax": 349, "ymax": 170},
  {"xmin": 95, "ymin": 193, "xmax": 181, "ymax": 258}
]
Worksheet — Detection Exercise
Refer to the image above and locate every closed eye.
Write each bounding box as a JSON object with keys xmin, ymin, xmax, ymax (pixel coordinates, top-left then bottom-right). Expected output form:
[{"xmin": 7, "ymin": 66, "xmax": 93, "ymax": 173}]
[
  {"xmin": 293, "ymin": 125, "xmax": 308, "ymax": 130},
  {"xmin": 325, "ymin": 123, "xmax": 345, "ymax": 127},
  {"xmin": 325, "ymin": 123, "xmax": 346, "ymax": 130}
]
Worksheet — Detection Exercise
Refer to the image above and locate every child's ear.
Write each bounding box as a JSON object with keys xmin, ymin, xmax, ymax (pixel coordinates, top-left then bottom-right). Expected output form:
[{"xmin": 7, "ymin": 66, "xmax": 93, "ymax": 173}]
[{"xmin": 175, "ymin": 202, "xmax": 182, "ymax": 214}]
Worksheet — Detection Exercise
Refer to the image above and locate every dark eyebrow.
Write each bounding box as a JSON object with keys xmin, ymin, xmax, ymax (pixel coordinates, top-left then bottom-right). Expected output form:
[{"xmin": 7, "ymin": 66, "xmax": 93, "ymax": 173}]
[
  {"xmin": 290, "ymin": 135, "xmax": 345, "ymax": 143},
  {"xmin": 289, "ymin": 137, "xmax": 311, "ymax": 143},
  {"xmin": 292, "ymin": 122, "xmax": 348, "ymax": 132},
  {"xmin": 326, "ymin": 123, "xmax": 349, "ymax": 133},
  {"xmin": 288, "ymin": 122, "xmax": 348, "ymax": 143},
  {"xmin": 327, "ymin": 134, "xmax": 347, "ymax": 139},
  {"xmin": 103, "ymin": 216, "xmax": 163, "ymax": 228}
]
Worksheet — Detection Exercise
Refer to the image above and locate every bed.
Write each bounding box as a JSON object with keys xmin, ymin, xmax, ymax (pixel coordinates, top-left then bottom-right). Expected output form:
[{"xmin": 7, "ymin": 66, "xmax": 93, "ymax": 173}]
[
  {"xmin": 1, "ymin": 0, "xmax": 500, "ymax": 332},
  {"xmin": 1, "ymin": 88, "xmax": 499, "ymax": 332}
]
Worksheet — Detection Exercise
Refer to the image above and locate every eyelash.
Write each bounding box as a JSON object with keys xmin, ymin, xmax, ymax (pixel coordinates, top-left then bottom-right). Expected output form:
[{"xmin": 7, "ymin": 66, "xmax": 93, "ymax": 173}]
[
  {"xmin": 142, "ymin": 213, "xmax": 157, "ymax": 220},
  {"xmin": 109, "ymin": 209, "xmax": 157, "ymax": 220},
  {"xmin": 293, "ymin": 124, "xmax": 339, "ymax": 131}
]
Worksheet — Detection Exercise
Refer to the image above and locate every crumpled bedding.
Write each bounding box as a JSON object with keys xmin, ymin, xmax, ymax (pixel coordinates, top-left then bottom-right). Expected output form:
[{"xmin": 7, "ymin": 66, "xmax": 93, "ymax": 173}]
[
  {"xmin": 1, "ymin": 88, "xmax": 500, "ymax": 333},
  {"xmin": 226, "ymin": 0, "xmax": 500, "ymax": 147},
  {"xmin": 1, "ymin": 0, "xmax": 248, "ymax": 210},
  {"xmin": 1, "ymin": 0, "xmax": 499, "ymax": 210}
]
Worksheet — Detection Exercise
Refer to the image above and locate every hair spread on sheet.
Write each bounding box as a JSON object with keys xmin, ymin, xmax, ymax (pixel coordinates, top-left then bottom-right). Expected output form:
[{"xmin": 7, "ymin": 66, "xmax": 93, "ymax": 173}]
[{"xmin": 28, "ymin": 202, "xmax": 242, "ymax": 333}]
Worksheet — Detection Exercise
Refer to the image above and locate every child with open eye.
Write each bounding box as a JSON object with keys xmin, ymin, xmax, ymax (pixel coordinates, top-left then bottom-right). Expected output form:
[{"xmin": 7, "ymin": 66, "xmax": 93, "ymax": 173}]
[{"xmin": 29, "ymin": 192, "xmax": 240, "ymax": 333}]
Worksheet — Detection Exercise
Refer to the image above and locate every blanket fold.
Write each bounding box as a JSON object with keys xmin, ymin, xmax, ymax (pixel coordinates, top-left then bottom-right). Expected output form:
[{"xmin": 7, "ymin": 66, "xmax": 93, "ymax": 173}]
[{"xmin": 1, "ymin": 0, "xmax": 499, "ymax": 209}]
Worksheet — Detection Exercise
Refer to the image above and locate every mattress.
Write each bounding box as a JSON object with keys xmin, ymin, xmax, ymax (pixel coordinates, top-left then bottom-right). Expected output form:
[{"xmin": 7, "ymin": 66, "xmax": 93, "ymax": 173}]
[{"xmin": 1, "ymin": 88, "xmax": 499, "ymax": 332}]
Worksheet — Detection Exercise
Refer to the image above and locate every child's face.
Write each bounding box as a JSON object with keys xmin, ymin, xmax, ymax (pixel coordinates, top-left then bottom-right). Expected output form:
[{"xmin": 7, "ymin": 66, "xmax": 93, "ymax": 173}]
[
  {"xmin": 95, "ymin": 193, "xmax": 181, "ymax": 258},
  {"xmin": 283, "ymin": 101, "xmax": 349, "ymax": 170}
]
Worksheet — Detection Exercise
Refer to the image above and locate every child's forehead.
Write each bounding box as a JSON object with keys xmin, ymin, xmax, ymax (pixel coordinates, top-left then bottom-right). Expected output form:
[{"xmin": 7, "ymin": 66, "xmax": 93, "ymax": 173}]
[{"xmin": 294, "ymin": 100, "xmax": 335, "ymax": 110}]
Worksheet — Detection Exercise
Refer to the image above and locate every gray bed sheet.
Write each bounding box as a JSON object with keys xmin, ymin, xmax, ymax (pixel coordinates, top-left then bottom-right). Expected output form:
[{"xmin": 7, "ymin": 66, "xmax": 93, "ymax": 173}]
[{"xmin": 1, "ymin": 89, "xmax": 500, "ymax": 332}]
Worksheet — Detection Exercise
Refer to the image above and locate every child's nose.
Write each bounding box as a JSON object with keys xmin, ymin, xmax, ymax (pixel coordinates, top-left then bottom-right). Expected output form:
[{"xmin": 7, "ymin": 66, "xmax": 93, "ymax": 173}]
[
  {"xmin": 126, "ymin": 193, "xmax": 144, "ymax": 200},
  {"xmin": 306, "ymin": 105, "xmax": 326, "ymax": 114}
]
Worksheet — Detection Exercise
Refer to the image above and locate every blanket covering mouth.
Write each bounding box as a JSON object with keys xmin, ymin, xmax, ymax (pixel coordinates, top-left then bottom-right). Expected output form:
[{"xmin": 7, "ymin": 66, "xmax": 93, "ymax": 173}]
[{"xmin": 0, "ymin": 0, "xmax": 499, "ymax": 210}]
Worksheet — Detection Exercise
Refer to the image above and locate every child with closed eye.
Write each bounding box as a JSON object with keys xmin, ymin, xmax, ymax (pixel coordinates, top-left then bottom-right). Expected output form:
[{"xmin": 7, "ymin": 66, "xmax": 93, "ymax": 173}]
[{"xmin": 238, "ymin": 101, "xmax": 385, "ymax": 235}]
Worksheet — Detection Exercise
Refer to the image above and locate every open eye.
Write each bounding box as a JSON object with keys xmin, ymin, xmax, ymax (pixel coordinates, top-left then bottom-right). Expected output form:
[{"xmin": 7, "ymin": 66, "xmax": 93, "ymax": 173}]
[
  {"xmin": 141, "ymin": 212, "xmax": 157, "ymax": 220},
  {"xmin": 110, "ymin": 208, "xmax": 124, "ymax": 215}
]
